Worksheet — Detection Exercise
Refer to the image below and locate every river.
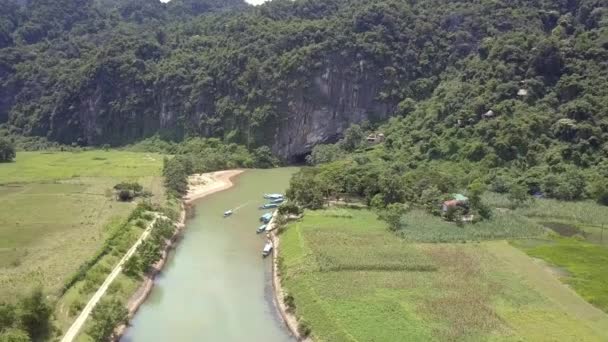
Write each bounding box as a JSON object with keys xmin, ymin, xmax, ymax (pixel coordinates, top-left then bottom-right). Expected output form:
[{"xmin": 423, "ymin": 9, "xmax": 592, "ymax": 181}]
[{"xmin": 121, "ymin": 168, "xmax": 297, "ymax": 342}]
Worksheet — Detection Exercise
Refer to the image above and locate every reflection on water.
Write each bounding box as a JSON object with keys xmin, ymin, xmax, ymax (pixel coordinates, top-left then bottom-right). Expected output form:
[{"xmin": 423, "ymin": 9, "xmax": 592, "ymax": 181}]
[{"xmin": 121, "ymin": 169, "xmax": 297, "ymax": 342}]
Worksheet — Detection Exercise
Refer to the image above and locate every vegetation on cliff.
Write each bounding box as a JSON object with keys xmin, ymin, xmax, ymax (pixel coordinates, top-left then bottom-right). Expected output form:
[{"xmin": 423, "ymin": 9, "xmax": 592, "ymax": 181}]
[{"xmin": 0, "ymin": 0, "xmax": 605, "ymax": 160}]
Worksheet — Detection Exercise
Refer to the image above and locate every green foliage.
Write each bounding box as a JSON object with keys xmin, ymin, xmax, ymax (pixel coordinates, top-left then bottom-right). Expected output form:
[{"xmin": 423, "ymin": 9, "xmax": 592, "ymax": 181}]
[
  {"xmin": 17, "ymin": 288, "xmax": 53, "ymax": 341},
  {"xmin": 0, "ymin": 139, "xmax": 15, "ymax": 163},
  {"xmin": 122, "ymin": 254, "xmax": 141, "ymax": 277},
  {"xmin": 87, "ymin": 299, "xmax": 127, "ymax": 342},
  {"xmin": 0, "ymin": 303, "xmax": 16, "ymax": 332},
  {"xmin": 0, "ymin": 328, "xmax": 30, "ymax": 342},
  {"xmin": 306, "ymin": 144, "xmax": 344, "ymax": 165},
  {"xmin": 377, "ymin": 203, "xmax": 408, "ymax": 231},
  {"xmin": 508, "ymin": 183, "xmax": 531, "ymax": 209},
  {"xmin": 340, "ymin": 124, "xmax": 365, "ymax": 152},
  {"xmin": 286, "ymin": 168, "xmax": 325, "ymax": 209},
  {"xmin": 277, "ymin": 202, "xmax": 302, "ymax": 216}
]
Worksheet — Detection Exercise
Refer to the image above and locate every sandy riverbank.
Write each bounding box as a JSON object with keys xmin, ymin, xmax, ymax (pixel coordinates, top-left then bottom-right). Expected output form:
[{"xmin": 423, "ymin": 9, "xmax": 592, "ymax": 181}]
[{"xmin": 113, "ymin": 170, "xmax": 244, "ymax": 341}]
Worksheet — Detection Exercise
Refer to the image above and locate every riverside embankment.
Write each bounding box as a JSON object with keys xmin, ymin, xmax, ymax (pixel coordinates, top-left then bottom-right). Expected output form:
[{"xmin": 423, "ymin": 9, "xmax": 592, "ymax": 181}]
[
  {"xmin": 121, "ymin": 168, "xmax": 297, "ymax": 342},
  {"xmin": 113, "ymin": 170, "xmax": 243, "ymax": 340}
]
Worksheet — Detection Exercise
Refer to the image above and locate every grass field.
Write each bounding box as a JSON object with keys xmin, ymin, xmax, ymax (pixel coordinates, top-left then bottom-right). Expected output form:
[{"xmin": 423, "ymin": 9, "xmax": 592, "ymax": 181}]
[
  {"xmin": 279, "ymin": 209, "xmax": 608, "ymax": 341},
  {"xmin": 512, "ymin": 238, "xmax": 608, "ymax": 313},
  {"xmin": 0, "ymin": 151, "xmax": 164, "ymax": 302}
]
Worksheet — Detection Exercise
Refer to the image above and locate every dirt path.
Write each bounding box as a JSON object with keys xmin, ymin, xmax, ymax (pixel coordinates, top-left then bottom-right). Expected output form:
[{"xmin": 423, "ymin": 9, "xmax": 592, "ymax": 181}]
[
  {"xmin": 60, "ymin": 214, "xmax": 161, "ymax": 342},
  {"xmin": 61, "ymin": 170, "xmax": 245, "ymax": 342},
  {"xmin": 484, "ymin": 241, "xmax": 608, "ymax": 338}
]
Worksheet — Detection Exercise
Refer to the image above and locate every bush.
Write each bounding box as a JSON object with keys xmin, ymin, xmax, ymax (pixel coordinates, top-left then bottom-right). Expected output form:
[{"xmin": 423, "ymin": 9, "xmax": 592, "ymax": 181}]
[
  {"xmin": 87, "ymin": 299, "xmax": 127, "ymax": 342},
  {"xmin": 377, "ymin": 203, "xmax": 408, "ymax": 231},
  {"xmin": 0, "ymin": 138, "xmax": 16, "ymax": 162},
  {"xmin": 298, "ymin": 320, "xmax": 312, "ymax": 338},
  {"xmin": 278, "ymin": 202, "xmax": 302, "ymax": 216},
  {"xmin": 284, "ymin": 294, "xmax": 296, "ymax": 312}
]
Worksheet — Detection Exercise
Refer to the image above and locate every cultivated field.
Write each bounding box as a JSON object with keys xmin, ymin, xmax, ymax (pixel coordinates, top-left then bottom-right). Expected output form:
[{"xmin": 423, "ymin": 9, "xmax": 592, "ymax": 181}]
[
  {"xmin": 0, "ymin": 151, "xmax": 164, "ymax": 302},
  {"xmin": 279, "ymin": 209, "xmax": 608, "ymax": 341}
]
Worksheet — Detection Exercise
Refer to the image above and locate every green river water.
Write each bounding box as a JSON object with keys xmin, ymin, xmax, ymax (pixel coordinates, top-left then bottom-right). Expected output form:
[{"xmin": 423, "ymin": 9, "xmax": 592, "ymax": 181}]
[{"xmin": 121, "ymin": 168, "xmax": 297, "ymax": 342}]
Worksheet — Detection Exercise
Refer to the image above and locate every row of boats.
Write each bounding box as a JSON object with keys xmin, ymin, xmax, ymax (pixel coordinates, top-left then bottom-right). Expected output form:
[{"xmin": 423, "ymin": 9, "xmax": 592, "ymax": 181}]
[
  {"xmin": 259, "ymin": 194, "xmax": 283, "ymax": 257},
  {"xmin": 223, "ymin": 193, "xmax": 285, "ymax": 217},
  {"xmin": 222, "ymin": 193, "xmax": 285, "ymax": 257}
]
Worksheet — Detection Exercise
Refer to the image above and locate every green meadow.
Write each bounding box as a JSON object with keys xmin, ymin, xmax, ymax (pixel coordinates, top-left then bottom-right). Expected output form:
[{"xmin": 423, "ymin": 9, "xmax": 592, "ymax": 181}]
[
  {"xmin": 0, "ymin": 151, "xmax": 164, "ymax": 302},
  {"xmin": 279, "ymin": 209, "xmax": 608, "ymax": 341}
]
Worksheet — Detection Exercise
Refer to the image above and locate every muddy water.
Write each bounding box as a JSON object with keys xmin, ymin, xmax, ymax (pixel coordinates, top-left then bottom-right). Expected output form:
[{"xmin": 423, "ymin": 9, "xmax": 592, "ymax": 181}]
[{"xmin": 121, "ymin": 168, "xmax": 297, "ymax": 342}]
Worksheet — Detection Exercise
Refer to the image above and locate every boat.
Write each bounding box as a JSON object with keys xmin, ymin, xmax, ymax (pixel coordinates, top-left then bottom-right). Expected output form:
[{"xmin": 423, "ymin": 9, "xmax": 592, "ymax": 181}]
[
  {"xmin": 263, "ymin": 193, "xmax": 284, "ymax": 200},
  {"xmin": 262, "ymin": 241, "xmax": 273, "ymax": 257},
  {"xmin": 270, "ymin": 198, "xmax": 284, "ymax": 204},
  {"xmin": 259, "ymin": 203, "xmax": 279, "ymax": 210},
  {"xmin": 256, "ymin": 225, "xmax": 267, "ymax": 234},
  {"xmin": 260, "ymin": 213, "xmax": 273, "ymax": 223},
  {"xmin": 223, "ymin": 210, "xmax": 233, "ymax": 218}
]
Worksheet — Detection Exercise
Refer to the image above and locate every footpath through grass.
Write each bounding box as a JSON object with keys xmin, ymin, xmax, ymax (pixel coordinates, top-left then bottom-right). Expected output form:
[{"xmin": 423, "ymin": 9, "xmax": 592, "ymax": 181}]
[
  {"xmin": 0, "ymin": 151, "xmax": 164, "ymax": 302},
  {"xmin": 279, "ymin": 209, "xmax": 608, "ymax": 341}
]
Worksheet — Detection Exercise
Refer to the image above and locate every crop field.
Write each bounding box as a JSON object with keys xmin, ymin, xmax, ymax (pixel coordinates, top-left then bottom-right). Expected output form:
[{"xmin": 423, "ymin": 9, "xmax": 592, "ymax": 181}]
[
  {"xmin": 397, "ymin": 209, "xmax": 544, "ymax": 242},
  {"xmin": 279, "ymin": 209, "xmax": 608, "ymax": 341},
  {"xmin": 0, "ymin": 151, "xmax": 164, "ymax": 302}
]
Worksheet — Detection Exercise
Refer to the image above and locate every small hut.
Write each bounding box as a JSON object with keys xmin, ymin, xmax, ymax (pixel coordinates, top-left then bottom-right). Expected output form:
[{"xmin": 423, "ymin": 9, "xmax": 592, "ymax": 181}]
[
  {"xmin": 442, "ymin": 194, "xmax": 469, "ymax": 213},
  {"xmin": 482, "ymin": 110, "xmax": 495, "ymax": 119},
  {"xmin": 366, "ymin": 133, "xmax": 385, "ymax": 144}
]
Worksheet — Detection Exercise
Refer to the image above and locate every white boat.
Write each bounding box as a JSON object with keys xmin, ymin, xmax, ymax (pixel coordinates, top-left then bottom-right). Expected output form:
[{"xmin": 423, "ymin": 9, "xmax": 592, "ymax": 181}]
[
  {"xmin": 264, "ymin": 193, "xmax": 284, "ymax": 200},
  {"xmin": 223, "ymin": 210, "xmax": 233, "ymax": 218},
  {"xmin": 256, "ymin": 225, "xmax": 267, "ymax": 234},
  {"xmin": 262, "ymin": 241, "xmax": 273, "ymax": 257}
]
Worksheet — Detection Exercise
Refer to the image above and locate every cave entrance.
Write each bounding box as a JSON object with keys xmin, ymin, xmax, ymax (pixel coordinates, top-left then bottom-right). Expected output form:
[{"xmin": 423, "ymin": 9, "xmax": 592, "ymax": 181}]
[{"xmin": 291, "ymin": 152, "xmax": 310, "ymax": 165}]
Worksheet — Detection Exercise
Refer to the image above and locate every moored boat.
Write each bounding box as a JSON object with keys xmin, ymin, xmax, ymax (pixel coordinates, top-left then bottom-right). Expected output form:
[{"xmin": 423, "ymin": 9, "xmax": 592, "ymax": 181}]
[
  {"xmin": 256, "ymin": 225, "xmax": 267, "ymax": 234},
  {"xmin": 263, "ymin": 193, "xmax": 284, "ymax": 200},
  {"xmin": 270, "ymin": 198, "xmax": 284, "ymax": 204},
  {"xmin": 260, "ymin": 213, "xmax": 273, "ymax": 223},
  {"xmin": 259, "ymin": 203, "xmax": 279, "ymax": 209},
  {"xmin": 262, "ymin": 241, "xmax": 273, "ymax": 257}
]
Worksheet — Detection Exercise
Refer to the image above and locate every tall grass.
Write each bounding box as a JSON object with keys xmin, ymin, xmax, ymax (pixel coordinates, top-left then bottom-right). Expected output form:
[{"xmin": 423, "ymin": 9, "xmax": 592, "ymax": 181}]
[{"xmin": 397, "ymin": 209, "xmax": 544, "ymax": 242}]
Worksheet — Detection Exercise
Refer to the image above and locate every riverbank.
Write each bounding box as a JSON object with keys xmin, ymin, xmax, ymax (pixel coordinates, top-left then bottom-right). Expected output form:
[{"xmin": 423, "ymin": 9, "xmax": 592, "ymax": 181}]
[
  {"xmin": 114, "ymin": 170, "xmax": 244, "ymax": 340},
  {"xmin": 269, "ymin": 213, "xmax": 309, "ymax": 342}
]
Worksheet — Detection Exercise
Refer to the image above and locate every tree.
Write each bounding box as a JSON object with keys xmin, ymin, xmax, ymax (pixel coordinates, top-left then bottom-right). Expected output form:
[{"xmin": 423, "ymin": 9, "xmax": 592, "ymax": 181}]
[
  {"xmin": 0, "ymin": 139, "xmax": 15, "ymax": 163},
  {"xmin": 17, "ymin": 288, "xmax": 53, "ymax": 341},
  {"xmin": 419, "ymin": 185, "xmax": 443, "ymax": 215},
  {"xmin": 252, "ymin": 146, "xmax": 277, "ymax": 168},
  {"xmin": 340, "ymin": 124, "xmax": 365, "ymax": 152},
  {"xmin": 0, "ymin": 303, "xmax": 16, "ymax": 332},
  {"xmin": 286, "ymin": 169, "xmax": 325, "ymax": 209},
  {"xmin": 122, "ymin": 255, "xmax": 141, "ymax": 277},
  {"xmin": 87, "ymin": 299, "xmax": 127, "ymax": 342},
  {"xmin": 508, "ymin": 183, "xmax": 530, "ymax": 208},
  {"xmin": 378, "ymin": 203, "xmax": 408, "ymax": 231}
]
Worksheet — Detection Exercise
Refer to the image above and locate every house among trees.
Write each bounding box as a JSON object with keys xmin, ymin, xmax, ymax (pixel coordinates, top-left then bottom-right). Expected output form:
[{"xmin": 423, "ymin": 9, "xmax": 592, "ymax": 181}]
[
  {"xmin": 442, "ymin": 194, "xmax": 469, "ymax": 213},
  {"xmin": 366, "ymin": 133, "xmax": 385, "ymax": 144},
  {"xmin": 481, "ymin": 110, "xmax": 495, "ymax": 119}
]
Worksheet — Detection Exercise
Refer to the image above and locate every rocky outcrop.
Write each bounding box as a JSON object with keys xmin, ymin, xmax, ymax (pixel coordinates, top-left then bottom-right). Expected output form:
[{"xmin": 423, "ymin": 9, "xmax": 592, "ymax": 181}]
[{"xmin": 274, "ymin": 62, "xmax": 394, "ymax": 161}]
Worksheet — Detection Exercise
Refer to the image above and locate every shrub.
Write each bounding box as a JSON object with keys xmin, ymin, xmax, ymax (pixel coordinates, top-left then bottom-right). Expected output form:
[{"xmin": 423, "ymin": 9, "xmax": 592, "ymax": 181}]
[
  {"xmin": 298, "ymin": 320, "xmax": 312, "ymax": 338},
  {"xmin": 278, "ymin": 202, "xmax": 302, "ymax": 216},
  {"xmin": 284, "ymin": 294, "xmax": 296, "ymax": 312},
  {"xmin": 377, "ymin": 203, "xmax": 408, "ymax": 231},
  {"xmin": 0, "ymin": 138, "xmax": 16, "ymax": 162}
]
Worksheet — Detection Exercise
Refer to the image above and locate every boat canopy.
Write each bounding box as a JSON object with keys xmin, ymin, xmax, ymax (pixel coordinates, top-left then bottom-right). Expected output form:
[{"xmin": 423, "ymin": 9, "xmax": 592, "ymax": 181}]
[
  {"xmin": 260, "ymin": 213, "xmax": 273, "ymax": 223},
  {"xmin": 264, "ymin": 193, "xmax": 284, "ymax": 200}
]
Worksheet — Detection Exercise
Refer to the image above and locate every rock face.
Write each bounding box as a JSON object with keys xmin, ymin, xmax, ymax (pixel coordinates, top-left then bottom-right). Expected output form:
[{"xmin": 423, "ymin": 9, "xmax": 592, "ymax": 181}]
[
  {"xmin": 273, "ymin": 64, "xmax": 393, "ymax": 160},
  {"xmin": 2, "ymin": 55, "xmax": 393, "ymax": 160}
]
